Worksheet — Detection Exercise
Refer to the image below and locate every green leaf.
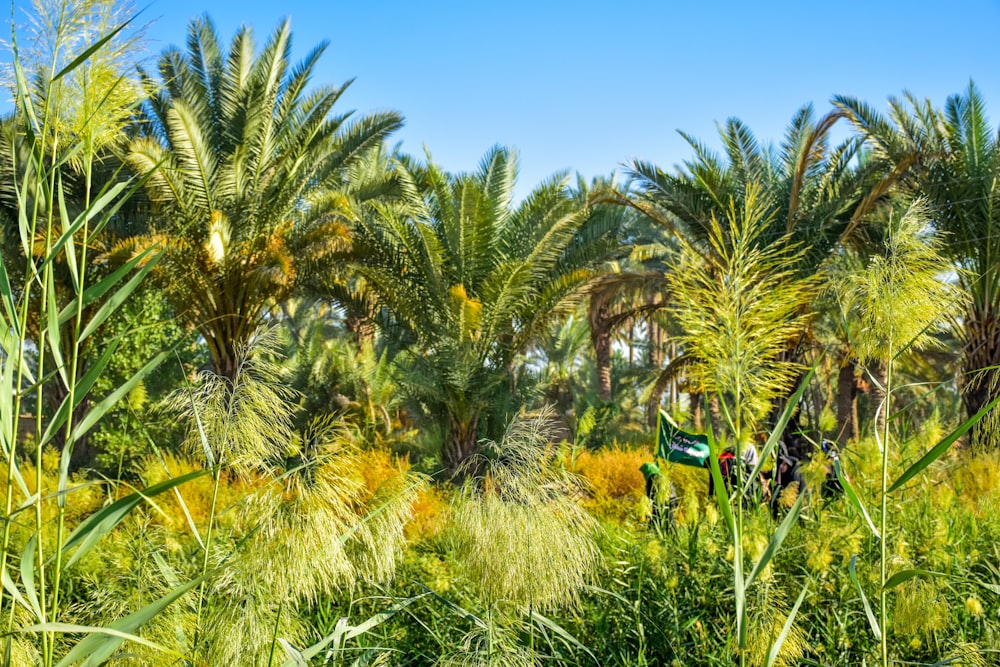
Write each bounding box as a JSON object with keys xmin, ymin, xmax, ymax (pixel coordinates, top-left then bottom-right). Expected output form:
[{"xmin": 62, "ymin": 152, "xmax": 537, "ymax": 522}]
[
  {"xmin": 888, "ymin": 392, "xmax": 1000, "ymax": 493},
  {"xmin": 705, "ymin": 424, "xmax": 745, "ymax": 647},
  {"xmin": 36, "ymin": 334, "xmax": 121, "ymax": 449},
  {"xmin": 60, "ymin": 469, "xmax": 206, "ymax": 570},
  {"xmin": 25, "ymin": 622, "xmax": 179, "ymax": 658},
  {"xmin": 530, "ymin": 610, "xmax": 599, "ymax": 664},
  {"xmin": 765, "ymin": 581, "xmax": 808, "ymax": 667},
  {"xmin": 279, "ymin": 594, "xmax": 428, "ymax": 667},
  {"xmin": 68, "ymin": 351, "xmax": 169, "ymax": 447},
  {"xmin": 849, "ymin": 555, "xmax": 881, "ymax": 641},
  {"xmin": 748, "ymin": 364, "xmax": 818, "ymax": 484},
  {"xmin": 51, "ymin": 20, "xmax": 131, "ymax": 82},
  {"xmin": 278, "ymin": 639, "xmax": 307, "ymax": 666},
  {"xmin": 57, "ymin": 174, "xmax": 80, "ymax": 293},
  {"xmin": 415, "ymin": 583, "xmax": 487, "ymax": 630},
  {"xmin": 2, "ymin": 562, "xmax": 33, "ymax": 615},
  {"xmin": 43, "ymin": 180, "xmax": 130, "ymax": 271},
  {"xmin": 836, "ymin": 458, "xmax": 880, "ymax": 539},
  {"xmin": 46, "ymin": 279, "xmax": 69, "ymax": 389},
  {"xmin": 883, "ymin": 569, "xmax": 947, "ymax": 590},
  {"xmin": 745, "ymin": 491, "xmax": 803, "ymax": 589},
  {"xmin": 20, "ymin": 534, "xmax": 42, "ymax": 621},
  {"xmin": 57, "ymin": 242, "xmax": 161, "ymax": 327},
  {"xmin": 54, "ymin": 574, "xmax": 204, "ymax": 667},
  {"xmin": 970, "ymin": 578, "xmax": 1000, "ymax": 595},
  {"xmin": 77, "ymin": 247, "xmax": 162, "ymax": 342},
  {"xmin": 0, "ymin": 256, "xmax": 20, "ymax": 333}
]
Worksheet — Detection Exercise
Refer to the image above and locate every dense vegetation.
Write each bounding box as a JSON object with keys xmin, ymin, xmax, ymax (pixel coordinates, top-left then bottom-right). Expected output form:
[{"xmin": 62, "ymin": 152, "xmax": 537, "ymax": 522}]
[{"xmin": 1, "ymin": 2, "xmax": 999, "ymax": 665}]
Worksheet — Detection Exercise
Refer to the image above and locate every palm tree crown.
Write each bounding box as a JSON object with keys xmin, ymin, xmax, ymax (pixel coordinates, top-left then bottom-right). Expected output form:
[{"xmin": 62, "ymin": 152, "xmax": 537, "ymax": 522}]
[
  {"xmin": 128, "ymin": 15, "xmax": 402, "ymax": 378},
  {"xmin": 350, "ymin": 146, "xmax": 619, "ymax": 472}
]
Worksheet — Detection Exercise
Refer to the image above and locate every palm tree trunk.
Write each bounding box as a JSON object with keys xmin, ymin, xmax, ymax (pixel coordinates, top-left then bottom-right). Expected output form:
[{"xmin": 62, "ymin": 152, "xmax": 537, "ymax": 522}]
[
  {"xmin": 444, "ymin": 413, "xmax": 480, "ymax": 477},
  {"xmin": 961, "ymin": 303, "xmax": 1000, "ymax": 448},
  {"xmin": 592, "ymin": 303, "xmax": 612, "ymax": 403},
  {"xmin": 648, "ymin": 316, "xmax": 663, "ymax": 368},
  {"xmin": 346, "ymin": 311, "xmax": 375, "ymax": 346},
  {"xmin": 689, "ymin": 391, "xmax": 702, "ymax": 430},
  {"xmin": 836, "ymin": 359, "xmax": 859, "ymax": 445}
]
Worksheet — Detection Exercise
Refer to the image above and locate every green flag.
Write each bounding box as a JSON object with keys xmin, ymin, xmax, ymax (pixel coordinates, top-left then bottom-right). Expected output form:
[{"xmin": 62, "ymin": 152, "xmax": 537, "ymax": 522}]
[{"xmin": 657, "ymin": 410, "xmax": 710, "ymax": 468}]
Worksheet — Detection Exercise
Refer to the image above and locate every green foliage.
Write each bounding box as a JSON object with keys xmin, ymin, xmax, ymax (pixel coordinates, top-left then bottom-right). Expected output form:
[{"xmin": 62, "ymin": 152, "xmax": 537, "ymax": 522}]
[
  {"xmin": 127, "ymin": 15, "xmax": 402, "ymax": 378},
  {"xmin": 350, "ymin": 147, "xmax": 619, "ymax": 470},
  {"xmin": 841, "ymin": 200, "xmax": 960, "ymax": 364},
  {"xmin": 665, "ymin": 184, "xmax": 818, "ymax": 438}
]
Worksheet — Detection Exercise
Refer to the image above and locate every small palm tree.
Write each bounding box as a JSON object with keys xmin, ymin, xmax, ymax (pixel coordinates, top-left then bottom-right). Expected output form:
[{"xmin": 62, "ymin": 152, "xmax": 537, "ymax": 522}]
[
  {"xmin": 349, "ymin": 147, "xmax": 619, "ymax": 473},
  {"xmin": 128, "ymin": 16, "xmax": 402, "ymax": 378}
]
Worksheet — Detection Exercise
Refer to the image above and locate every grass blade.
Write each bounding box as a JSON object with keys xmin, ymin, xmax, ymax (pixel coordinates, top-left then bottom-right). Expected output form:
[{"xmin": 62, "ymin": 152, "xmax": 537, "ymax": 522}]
[
  {"xmin": 57, "ymin": 243, "xmax": 161, "ymax": 327},
  {"xmin": 2, "ymin": 563, "xmax": 33, "ymax": 615},
  {"xmin": 849, "ymin": 555, "xmax": 881, "ymax": 641},
  {"xmin": 51, "ymin": 20, "xmax": 130, "ymax": 82},
  {"xmin": 53, "ymin": 573, "xmax": 205, "ymax": 667},
  {"xmin": 745, "ymin": 491, "xmax": 803, "ymax": 589},
  {"xmin": 748, "ymin": 364, "xmax": 818, "ymax": 484},
  {"xmin": 20, "ymin": 534, "xmax": 42, "ymax": 621},
  {"xmin": 530, "ymin": 610, "xmax": 599, "ymax": 665},
  {"xmin": 60, "ymin": 470, "xmax": 207, "ymax": 570},
  {"xmin": 835, "ymin": 458, "xmax": 880, "ymax": 539},
  {"xmin": 77, "ymin": 249, "xmax": 162, "ymax": 342},
  {"xmin": 765, "ymin": 581, "xmax": 808, "ymax": 667},
  {"xmin": 888, "ymin": 392, "xmax": 1000, "ymax": 493},
  {"xmin": 883, "ymin": 568, "xmax": 946, "ymax": 590},
  {"xmin": 68, "ymin": 351, "xmax": 169, "ymax": 447},
  {"xmin": 25, "ymin": 623, "xmax": 185, "ymax": 663}
]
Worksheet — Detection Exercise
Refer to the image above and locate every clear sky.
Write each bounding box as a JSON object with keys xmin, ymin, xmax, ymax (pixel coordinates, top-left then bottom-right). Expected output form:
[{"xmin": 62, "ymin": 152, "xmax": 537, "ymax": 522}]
[{"xmin": 22, "ymin": 0, "xmax": 1000, "ymax": 194}]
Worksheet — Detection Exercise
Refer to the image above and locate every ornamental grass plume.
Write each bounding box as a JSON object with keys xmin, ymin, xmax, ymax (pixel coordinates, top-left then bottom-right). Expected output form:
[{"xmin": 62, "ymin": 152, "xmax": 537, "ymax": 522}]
[
  {"xmin": 162, "ymin": 326, "xmax": 298, "ymax": 478},
  {"xmin": 449, "ymin": 409, "xmax": 601, "ymax": 612},
  {"xmin": 165, "ymin": 327, "xmax": 419, "ymax": 664},
  {"xmin": 839, "ymin": 198, "xmax": 960, "ymax": 667},
  {"xmin": 843, "ymin": 199, "xmax": 960, "ymax": 365},
  {"xmin": 665, "ymin": 184, "xmax": 819, "ymax": 440},
  {"xmin": 744, "ymin": 586, "xmax": 808, "ymax": 667}
]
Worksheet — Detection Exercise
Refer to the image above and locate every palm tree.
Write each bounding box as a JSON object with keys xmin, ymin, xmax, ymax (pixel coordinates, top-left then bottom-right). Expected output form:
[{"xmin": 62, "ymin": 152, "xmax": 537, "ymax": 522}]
[
  {"xmin": 626, "ymin": 104, "xmax": 875, "ymax": 279},
  {"xmin": 348, "ymin": 147, "xmax": 619, "ymax": 473},
  {"xmin": 624, "ymin": 105, "xmax": 883, "ymax": 438},
  {"xmin": 127, "ymin": 16, "xmax": 402, "ymax": 378},
  {"xmin": 835, "ymin": 83, "xmax": 1000, "ymax": 439}
]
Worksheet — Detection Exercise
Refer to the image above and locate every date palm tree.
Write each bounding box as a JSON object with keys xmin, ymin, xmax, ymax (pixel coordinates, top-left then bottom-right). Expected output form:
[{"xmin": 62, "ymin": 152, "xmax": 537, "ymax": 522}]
[
  {"xmin": 626, "ymin": 104, "xmax": 875, "ymax": 277},
  {"xmin": 127, "ymin": 16, "xmax": 402, "ymax": 378},
  {"xmin": 349, "ymin": 147, "xmax": 619, "ymax": 473}
]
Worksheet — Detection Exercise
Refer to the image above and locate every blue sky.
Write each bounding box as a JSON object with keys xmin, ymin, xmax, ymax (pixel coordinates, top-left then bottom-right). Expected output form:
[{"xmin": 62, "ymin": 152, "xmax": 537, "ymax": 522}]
[{"xmin": 25, "ymin": 1, "xmax": 1000, "ymax": 193}]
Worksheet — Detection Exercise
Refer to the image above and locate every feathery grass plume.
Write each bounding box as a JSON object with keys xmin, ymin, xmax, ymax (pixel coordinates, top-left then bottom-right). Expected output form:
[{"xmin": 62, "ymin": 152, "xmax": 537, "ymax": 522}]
[
  {"xmin": 6, "ymin": 605, "xmax": 41, "ymax": 667},
  {"xmin": 893, "ymin": 578, "xmax": 949, "ymax": 638},
  {"xmin": 163, "ymin": 326, "xmax": 298, "ymax": 478},
  {"xmin": 842, "ymin": 199, "xmax": 961, "ymax": 365},
  {"xmin": 224, "ymin": 415, "xmax": 418, "ymax": 606},
  {"xmin": 67, "ymin": 518, "xmax": 193, "ymax": 666},
  {"xmin": 450, "ymin": 409, "xmax": 601, "ymax": 611},
  {"xmin": 839, "ymin": 198, "xmax": 959, "ymax": 667},
  {"xmin": 744, "ymin": 585, "xmax": 808, "ymax": 667},
  {"xmin": 665, "ymin": 184, "xmax": 819, "ymax": 439},
  {"xmin": 437, "ymin": 624, "xmax": 535, "ymax": 667},
  {"xmin": 945, "ymin": 643, "xmax": 988, "ymax": 667},
  {"xmin": 202, "ymin": 588, "xmax": 306, "ymax": 667},
  {"xmin": 11, "ymin": 0, "xmax": 147, "ymax": 157}
]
